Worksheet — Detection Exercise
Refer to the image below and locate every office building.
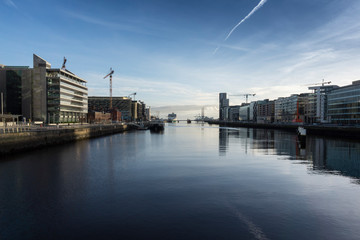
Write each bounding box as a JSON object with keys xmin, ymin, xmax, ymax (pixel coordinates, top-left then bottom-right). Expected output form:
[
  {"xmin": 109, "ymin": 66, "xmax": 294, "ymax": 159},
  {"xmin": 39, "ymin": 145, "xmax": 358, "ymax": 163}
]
[
  {"xmin": 0, "ymin": 54, "xmax": 88, "ymax": 123},
  {"xmin": 327, "ymin": 80, "xmax": 360, "ymax": 124},
  {"xmin": 239, "ymin": 104, "xmax": 250, "ymax": 121},
  {"xmin": 274, "ymin": 94, "xmax": 309, "ymax": 123},
  {"xmin": 257, "ymin": 99, "xmax": 275, "ymax": 123},
  {"xmin": 88, "ymin": 96, "xmax": 133, "ymax": 121},
  {"xmin": 308, "ymin": 85, "xmax": 338, "ymax": 123},
  {"xmin": 219, "ymin": 93, "xmax": 229, "ymax": 120},
  {"xmin": 145, "ymin": 107, "xmax": 151, "ymax": 120},
  {"xmin": 228, "ymin": 105, "xmax": 241, "ymax": 121}
]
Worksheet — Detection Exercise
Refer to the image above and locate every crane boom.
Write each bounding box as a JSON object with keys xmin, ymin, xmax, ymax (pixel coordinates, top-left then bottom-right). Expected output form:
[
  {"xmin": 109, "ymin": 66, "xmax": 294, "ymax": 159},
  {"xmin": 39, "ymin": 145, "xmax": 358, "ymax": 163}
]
[
  {"xmin": 128, "ymin": 92, "xmax": 137, "ymax": 100},
  {"xmin": 103, "ymin": 68, "xmax": 114, "ymax": 110},
  {"xmin": 305, "ymin": 79, "xmax": 331, "ymax": 86},
  {"xmin": 229, "ymin": 93, "xmax": 256, "ymax": 103},
  {"xmin": 103, "ymin": 69, "xmax": 114, "ymax": 79}
]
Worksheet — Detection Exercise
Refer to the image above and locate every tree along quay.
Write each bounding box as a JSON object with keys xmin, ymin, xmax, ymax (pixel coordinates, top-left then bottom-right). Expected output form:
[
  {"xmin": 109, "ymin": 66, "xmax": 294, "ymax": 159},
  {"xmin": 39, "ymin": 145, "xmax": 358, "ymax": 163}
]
[
  {"xmin": 207, "ymin": 120, "xmax": 360, "ymax": 139},
  {"xmin": 0, "ymin": 123, "xmax": 132, "ymax": 155}
]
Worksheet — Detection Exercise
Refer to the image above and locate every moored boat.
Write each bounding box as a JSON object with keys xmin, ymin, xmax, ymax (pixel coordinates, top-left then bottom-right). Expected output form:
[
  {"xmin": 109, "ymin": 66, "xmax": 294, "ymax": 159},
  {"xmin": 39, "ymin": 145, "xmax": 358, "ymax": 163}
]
[{"xmin": 167, "ymin": 113, "xmax": 177, "ymax": 123}]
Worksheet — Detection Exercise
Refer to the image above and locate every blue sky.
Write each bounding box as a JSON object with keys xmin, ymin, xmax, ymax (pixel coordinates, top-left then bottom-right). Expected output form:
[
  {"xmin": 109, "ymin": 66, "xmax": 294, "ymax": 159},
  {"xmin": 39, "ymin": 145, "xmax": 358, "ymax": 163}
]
[{"xmin": 2, "ymin": 0, "xmax": 360, "ymax": 118}]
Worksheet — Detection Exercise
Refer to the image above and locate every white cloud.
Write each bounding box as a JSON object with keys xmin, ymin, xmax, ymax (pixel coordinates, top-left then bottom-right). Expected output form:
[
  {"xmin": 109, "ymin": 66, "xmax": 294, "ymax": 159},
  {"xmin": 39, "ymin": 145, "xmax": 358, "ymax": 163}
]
[
  {"xmin": 82, "ymin": 1, "xmax": 360, "ymax": 115},
  {"xmin": 61, "ymin": 10, "xmax": 159, "ymax": 37},
  {"xmin": 4, "ymin": 0, "xmax": 17, "ymax": 9}
]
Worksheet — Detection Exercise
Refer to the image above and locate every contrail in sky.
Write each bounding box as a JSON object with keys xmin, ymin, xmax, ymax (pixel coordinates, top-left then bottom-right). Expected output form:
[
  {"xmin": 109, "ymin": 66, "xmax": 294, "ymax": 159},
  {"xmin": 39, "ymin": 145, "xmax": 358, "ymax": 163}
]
[
  {"xmin": 213, "ymin": 0, "xmax": 268, "ymax": 54},
  {"xmin": 225, "ymin": 0, "xmax": 268, "ymax": 41}
]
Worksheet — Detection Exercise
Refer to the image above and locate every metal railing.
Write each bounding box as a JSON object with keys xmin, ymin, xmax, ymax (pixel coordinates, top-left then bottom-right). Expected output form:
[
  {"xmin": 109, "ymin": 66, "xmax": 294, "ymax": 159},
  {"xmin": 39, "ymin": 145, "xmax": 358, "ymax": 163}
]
[{"xmin": 0, "ymin": 122, "xmax": 128, "ymax": 135}]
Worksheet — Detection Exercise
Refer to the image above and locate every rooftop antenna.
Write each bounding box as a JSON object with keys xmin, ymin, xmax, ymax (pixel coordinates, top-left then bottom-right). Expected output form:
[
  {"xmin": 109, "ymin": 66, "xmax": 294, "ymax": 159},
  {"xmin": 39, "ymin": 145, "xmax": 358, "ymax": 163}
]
[{"xmin": 61, "ymin": 57, "xmax": 67, "ymax": 70}]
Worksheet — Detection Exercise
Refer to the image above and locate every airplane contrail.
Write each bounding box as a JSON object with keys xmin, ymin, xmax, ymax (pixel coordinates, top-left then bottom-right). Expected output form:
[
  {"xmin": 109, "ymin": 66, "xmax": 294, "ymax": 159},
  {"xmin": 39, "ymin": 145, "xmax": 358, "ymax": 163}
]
[
  {"xmin": 213, "ymin": 0, "xmax": 268, "ymax": 55},
  {"xmin": 225, "ymin": 0, "xmax": 268, "ymax": 41}
]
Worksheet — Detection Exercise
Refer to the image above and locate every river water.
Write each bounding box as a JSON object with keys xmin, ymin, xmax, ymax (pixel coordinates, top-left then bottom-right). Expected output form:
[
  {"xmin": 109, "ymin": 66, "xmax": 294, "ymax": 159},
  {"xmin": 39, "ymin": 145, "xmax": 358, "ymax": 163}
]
[{"xmin": 1, "ymin": 123, "xmax": 360, "ymax": 239}]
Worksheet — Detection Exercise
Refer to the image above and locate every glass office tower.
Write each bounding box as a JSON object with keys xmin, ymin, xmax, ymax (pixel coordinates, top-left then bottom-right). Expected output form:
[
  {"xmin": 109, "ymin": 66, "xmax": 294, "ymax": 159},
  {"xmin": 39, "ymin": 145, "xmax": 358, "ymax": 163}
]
[{"xmin": 327, "ymin": 80, "xmax": 360, "ymax": 124}]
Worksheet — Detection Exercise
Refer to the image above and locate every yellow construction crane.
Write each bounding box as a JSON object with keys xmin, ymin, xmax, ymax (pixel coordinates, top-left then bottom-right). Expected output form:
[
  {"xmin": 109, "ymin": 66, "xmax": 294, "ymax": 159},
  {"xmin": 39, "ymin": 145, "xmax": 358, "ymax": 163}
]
[
  {"xmin": 103, "ymin": 68, "xmax": 114, "ymax": 110},
  {"xmin": 230, "ymin": 93, "xmax": 256, "ymax": 103}
]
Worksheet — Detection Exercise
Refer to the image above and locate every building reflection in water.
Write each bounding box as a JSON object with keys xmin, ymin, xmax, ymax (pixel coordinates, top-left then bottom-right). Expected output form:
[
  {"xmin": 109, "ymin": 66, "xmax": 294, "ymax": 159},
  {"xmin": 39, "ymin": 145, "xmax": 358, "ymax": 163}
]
[
  {"xmin": 306, "ymin": 136, "xmax": 360, "ymax": 182},
  {"xmin": 218, "ymin": 127, "xmax": 360, "ymax": 182}
]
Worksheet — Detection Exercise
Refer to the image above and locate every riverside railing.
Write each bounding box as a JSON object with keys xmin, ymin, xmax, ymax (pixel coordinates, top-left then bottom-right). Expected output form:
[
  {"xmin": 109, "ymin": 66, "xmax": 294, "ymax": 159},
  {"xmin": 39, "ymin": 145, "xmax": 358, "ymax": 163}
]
[{"xmin": 0, "ymin": 122, "xmax": 127, "ymax": 135}]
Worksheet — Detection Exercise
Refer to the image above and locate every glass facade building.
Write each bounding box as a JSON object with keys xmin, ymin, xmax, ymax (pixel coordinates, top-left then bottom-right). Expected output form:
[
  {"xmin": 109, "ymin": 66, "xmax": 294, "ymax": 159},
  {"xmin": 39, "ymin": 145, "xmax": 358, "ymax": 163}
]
[
  {"xmin": 327, "ymin": 80, "xmax": 360, "ymax": 124},
  {"xmin": 47, "ymin": 69, "xmax": 88, "ymax": 123},
  {"xmin": 0, "ymin": 54, "xmax": 88, "ymax": 123},
  {"xmin": 4, "ymin": 69, "xmax": 23, "ymax": 115},
  {"xmin": 219, "ymin": 93, "xmax": 229, "ymax": 120}
]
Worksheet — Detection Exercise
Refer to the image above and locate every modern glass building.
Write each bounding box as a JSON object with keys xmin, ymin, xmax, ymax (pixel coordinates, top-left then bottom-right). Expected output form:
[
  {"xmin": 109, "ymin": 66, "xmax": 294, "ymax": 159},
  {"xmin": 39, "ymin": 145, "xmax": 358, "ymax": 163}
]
[
  {"xmin": 219, "ymin": 93, "xmax": 229, "ymax": 120},
  {"xmin": 46, "ymin": 69, "xmax": 88, "ymax": 123},
  {"xmin": 0, "ymin": 66, "xmax": 32, "ymax": 119},
  {"xmin": 307, "ymin": 85, "xmax": 339, "ymax": 123},
  {"xmin": 0, "ymin": 54, "xmax": 88, "ymax": 123},
  {"xmin": 274, "ymin": 94, "xmax": 309, "ymax": 123},
  {"xmin": 327, "ymin": 80, "xmax": 360, "ymax": 124}
]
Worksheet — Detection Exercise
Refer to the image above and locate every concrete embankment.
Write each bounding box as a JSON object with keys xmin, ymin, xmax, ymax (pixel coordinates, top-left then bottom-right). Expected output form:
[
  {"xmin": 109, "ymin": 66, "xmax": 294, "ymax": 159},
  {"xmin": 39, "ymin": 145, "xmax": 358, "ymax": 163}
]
[
  {"xmin": 207, "ymin": 120, "xmax": 360, "ymax": 139},
  {"xmin": 207, "ymin": 120, "xmax": 299, "ymax": 131},
  {"xmin": 304, "ymin": 125, "xmax": 360, "ymax": 138},
  {"xmin": 0, "ymin": 124, "xmax": 131, "ymax": 155}
]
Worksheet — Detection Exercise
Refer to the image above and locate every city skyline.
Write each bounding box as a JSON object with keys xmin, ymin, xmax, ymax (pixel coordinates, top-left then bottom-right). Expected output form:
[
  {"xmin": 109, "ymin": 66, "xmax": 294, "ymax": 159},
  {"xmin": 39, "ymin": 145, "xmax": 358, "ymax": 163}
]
[{"xmin": 2, "ymin": 0, "xmax": 360, "ymax": 118}]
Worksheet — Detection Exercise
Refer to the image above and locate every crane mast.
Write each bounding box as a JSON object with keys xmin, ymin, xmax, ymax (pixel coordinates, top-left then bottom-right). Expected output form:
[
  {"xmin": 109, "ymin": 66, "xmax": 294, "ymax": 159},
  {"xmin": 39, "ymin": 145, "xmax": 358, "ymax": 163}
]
[{"xmin": 103, "ymin": 68, "xmax": 114, "ymax": 110}]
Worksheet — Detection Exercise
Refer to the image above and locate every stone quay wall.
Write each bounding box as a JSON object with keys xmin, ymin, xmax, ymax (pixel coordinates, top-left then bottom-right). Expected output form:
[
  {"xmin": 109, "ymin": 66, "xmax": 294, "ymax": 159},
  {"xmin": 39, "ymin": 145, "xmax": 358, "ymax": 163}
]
[{"xmin": 0, "ymin": 124, "xmax": 130, "ymax": 155}]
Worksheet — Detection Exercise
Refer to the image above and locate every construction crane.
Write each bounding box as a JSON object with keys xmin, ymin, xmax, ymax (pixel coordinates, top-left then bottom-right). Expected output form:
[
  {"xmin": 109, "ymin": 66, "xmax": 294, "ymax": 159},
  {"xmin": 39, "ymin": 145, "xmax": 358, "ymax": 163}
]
[
  {"xmin": 61, "ymin": 57, "xmax": 67, "ymax": 70},
  {"xmin": 229, "ymin": 93, "xmax": 256, "ymax": 103},
  {"xmin": 128, "ymin": 92, "xmax": 136, "ymax": 100},
  {"xmin": 103, "ymin": 68, "xmax": 114, "ymax": 110},
  {"xmin": 305, "ymin": 79, "xmax": 331, "ymax": 86}
]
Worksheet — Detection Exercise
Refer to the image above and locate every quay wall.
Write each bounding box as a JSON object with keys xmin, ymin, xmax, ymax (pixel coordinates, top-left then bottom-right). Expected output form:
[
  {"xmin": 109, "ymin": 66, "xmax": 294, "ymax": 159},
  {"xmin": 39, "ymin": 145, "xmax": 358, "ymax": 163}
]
[
  {"xmin": 207, "ymin": 120, "xmax": 360, "ymax": 138},
  {"xmin": 0, "ymin": 124, "xmax": 130, "ymax": 155},
  {"xmin": 207, "ymin": 120, "xmax": 298, "ymax": 131}
]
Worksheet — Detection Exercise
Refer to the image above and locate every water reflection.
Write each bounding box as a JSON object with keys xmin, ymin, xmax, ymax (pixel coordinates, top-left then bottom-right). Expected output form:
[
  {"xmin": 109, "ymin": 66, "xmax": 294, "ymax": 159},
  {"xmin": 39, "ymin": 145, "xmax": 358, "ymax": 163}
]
[
  {"xmin": 307, "ymin": 137, "xmax": 360, "ymax": 182},
  {"xmin": 219, "ymin": 127, "xmax": 360, "ymax": 181}
]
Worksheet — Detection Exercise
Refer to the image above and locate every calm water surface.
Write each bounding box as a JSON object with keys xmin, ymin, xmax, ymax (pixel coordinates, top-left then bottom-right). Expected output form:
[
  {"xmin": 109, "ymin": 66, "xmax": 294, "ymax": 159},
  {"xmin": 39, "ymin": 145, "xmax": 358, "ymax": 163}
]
[{"xmin": 1, "ymin": 123, "xmax": 360, "ymax": 239}]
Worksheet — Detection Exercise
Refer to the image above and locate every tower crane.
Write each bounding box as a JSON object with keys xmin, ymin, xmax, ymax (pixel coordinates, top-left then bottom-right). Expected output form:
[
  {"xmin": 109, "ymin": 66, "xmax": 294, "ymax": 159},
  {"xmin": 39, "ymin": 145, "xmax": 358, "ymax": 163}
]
[
  {"xmin": 128, "ymin": 92, "xmax": 137, "ymax": 100},
  {"xmin": 229, "ymin": 93, "xmax": 256, "ymax": 104},
  {"xmin": 103, "ymin": 68, "xmax": 114, "ymax": 110},
  {"xmin": 305, "ymin": 79, "xmax": 331, "ymax": 86}
]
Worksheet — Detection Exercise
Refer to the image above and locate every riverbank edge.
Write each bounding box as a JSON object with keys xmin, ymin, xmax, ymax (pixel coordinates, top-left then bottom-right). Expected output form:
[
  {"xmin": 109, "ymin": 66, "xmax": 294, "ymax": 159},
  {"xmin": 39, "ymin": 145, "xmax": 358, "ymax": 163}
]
[
  {"xmin": 206, "ymin": 120, "xmax": 360, "ymax": 139},
  {"xmin": 0, "ymin": 124, "xmax": 132, "ymax": 155}
]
